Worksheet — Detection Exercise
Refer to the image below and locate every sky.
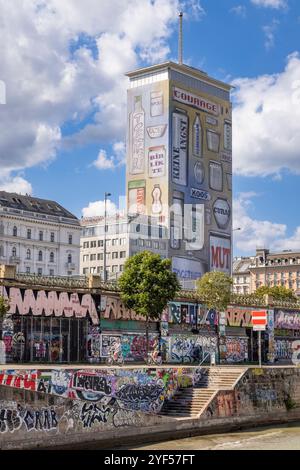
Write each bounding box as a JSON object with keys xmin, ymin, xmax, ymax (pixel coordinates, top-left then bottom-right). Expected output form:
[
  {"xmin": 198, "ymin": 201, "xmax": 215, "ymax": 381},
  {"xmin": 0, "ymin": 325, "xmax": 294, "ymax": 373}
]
[{"xmin": 0, "ymin": 0, "xmax": 300, "ymax": 257}]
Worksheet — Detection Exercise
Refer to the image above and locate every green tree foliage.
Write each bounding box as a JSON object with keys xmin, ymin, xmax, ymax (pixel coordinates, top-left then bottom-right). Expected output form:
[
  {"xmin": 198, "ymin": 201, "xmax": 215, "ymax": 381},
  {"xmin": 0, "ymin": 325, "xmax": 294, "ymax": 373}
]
[
  {"xmin": 0, "ymin": 296, "xmax": 9, "ymax": 319},
  {"xmin": 255, "ymin": 285, "xmax": 297, "ymax": 302},
  {"xmin": 196, "ymin": 271, "xmax": 233, "ymax": 311},
  {"xmin": 0, "ymin": 295, "xmax": 9, "ymax": 339},
  {"xmin": 118, "ymin": 251, "xmax": 180, "ymax": 353}
]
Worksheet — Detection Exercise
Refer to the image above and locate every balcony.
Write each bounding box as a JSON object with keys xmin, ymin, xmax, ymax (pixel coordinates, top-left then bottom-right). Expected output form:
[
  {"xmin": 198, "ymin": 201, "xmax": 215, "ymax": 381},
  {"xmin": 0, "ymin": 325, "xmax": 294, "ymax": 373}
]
[
  {"xmin": 65, "ymin": 262, "xmax": 76, "ymax": 270},
  {"xmin": 9, "ymin": 256, "xmax": 21, "ymax": 264}
]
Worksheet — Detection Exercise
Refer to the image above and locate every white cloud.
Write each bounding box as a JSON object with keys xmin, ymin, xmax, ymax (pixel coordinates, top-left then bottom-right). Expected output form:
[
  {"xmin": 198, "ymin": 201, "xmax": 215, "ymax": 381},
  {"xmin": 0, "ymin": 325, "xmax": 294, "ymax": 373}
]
[
  {"xmin": 251, "ymin": 0, "xmax": 287, "ymax": 9},
  {"xmin": 0, "ymin": 176, "xmax": 33, "ymax": 195},
  {"xmin": 234, "ymin": 193, "xmax": 300, "ymax": 254},
  {"xmin": 82, "ymin": 199, "xmax": 118, "ymax": 218},
  {"xmin": 262, "ymin": 19, "xmax": 279, "ymax": 50},
  {"xmin": 92, "ymin": 141, "xmax": 126, "ymax": 170},
  {"xmin": 1, "ymin": 0, "xmax": 205, "ymax": 189},
  {"xmin": 92, "ymin": 150, "xmax": 116, "ymax": 170},
  {"xmin": 230, "ymin": 5, "xmax": 247, "ymax": 18},
  {"xmin": 233, "ymin": 52, "xmax": 300, "ymax": 177}
]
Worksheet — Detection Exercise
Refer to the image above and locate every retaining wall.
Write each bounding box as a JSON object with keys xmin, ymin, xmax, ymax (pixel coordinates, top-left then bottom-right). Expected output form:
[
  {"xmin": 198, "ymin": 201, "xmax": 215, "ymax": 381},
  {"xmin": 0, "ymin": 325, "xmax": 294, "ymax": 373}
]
[{"xmin": 1, "ymin": 367, "xmax": 300, "ymax": 449}]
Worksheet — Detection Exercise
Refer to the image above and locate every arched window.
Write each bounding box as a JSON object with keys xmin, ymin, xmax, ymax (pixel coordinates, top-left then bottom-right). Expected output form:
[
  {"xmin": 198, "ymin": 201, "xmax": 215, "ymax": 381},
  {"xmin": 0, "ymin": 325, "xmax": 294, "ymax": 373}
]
[
  {"xmin": 50, "ymin": 252, "xmax": 54, "ymax": 263},
  {"xmin": 26, "ymin": 249, "xmax": 31, "ymax": 260},
  {"xmin": 38, "ymin": 250, "xmax": 43, "ymax": 261},
  {"xmin": 68, "ymin": 254, "xmax": 72, "ymax": 263},
  {"xmin": 13, "ymin": 226, "xmax": 17, "ymax": 237},
  {"xmin": 12, "ymin": 247, "xmax": 17, "ymax": 257}
]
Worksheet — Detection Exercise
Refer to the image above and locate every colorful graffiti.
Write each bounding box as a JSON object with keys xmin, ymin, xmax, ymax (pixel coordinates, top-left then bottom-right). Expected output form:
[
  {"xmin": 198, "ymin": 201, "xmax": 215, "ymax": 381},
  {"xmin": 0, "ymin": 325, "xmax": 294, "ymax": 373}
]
[
  {"xmin": 275, "ymin": 339, "xmax": 293, "ymax": 360},
  {"xmin": 226, "ymin": 307, "xmax": 253, "ymax": 328},
  {"xmin": 225, "ymin": 337, "xmax": 248, "ymax": 363},
  {"xmin": 169, "ymin": 335, "xmax": 217, "ymax": 363},
  {"xmin": 0, "ymin": 367, "xmax": 203, "ymax": 414},
  {"xmin": 102, "ymin": 296, "xmax": 144, "ymax": 322},
  {"xmin": 275, "ymin": 310, "xmax": 300, "ymax": 330},
  {"xmin": 87, "ymin": 325, "xmax": 101, "ymax": 361},
  {"xmin": 2, "ymin": 286, "xmax": 99, "ymax": 325}
]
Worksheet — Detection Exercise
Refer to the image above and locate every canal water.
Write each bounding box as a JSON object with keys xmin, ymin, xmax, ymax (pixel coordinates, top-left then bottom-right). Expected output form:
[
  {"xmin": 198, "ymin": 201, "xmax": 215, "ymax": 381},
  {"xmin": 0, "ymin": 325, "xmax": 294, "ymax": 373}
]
[{"xmin": 130, "ymin": 423, "xmax": 300, "ymax": 451}]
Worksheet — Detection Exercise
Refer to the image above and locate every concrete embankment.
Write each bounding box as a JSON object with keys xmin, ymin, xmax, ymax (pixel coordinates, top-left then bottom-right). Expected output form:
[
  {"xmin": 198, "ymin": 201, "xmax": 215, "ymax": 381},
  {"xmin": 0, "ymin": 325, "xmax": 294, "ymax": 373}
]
[{"xmin": 1, "ymin": 366, "xmax": 300, "ymax": 449}]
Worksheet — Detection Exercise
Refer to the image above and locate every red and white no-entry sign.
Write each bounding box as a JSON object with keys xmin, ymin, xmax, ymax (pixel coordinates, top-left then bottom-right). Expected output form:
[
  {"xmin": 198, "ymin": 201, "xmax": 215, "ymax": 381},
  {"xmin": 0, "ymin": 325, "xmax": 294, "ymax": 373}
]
[{"xmin": 252, "ymin": 311, "xmax": 267, "ymax": 331}]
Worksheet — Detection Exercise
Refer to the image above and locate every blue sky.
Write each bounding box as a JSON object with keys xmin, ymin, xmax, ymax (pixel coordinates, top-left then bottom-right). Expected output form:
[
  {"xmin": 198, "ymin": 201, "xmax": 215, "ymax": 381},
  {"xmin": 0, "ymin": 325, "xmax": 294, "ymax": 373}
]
[{"xmin": 0, "ymin": 0, "xmax": 300, "ymax": 256}]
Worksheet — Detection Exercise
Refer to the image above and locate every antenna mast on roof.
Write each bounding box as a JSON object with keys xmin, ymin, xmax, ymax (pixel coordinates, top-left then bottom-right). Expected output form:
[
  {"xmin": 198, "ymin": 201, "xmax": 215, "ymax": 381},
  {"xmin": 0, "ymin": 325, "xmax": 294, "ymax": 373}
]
[{"xmin": 178, "ymin": 11, "xmax": 183, "ymax": 65}]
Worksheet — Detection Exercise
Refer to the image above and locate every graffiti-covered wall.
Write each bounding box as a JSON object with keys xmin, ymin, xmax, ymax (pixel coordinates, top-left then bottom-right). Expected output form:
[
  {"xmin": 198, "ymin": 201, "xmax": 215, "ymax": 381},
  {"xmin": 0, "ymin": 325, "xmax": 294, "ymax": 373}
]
[{"xmin": 0, "ymin": 366, "xmax": 205, "ymax": 448}]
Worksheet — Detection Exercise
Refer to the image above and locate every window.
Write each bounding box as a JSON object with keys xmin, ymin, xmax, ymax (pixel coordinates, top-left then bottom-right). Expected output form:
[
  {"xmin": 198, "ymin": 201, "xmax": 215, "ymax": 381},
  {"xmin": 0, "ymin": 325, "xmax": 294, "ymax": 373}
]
[
  {"xmin": 68, "ymin": 254, "xmax": 72, "ymax": 263},
  {"xmin": 26, "ymin": 249, "xmax": 31, "ymax": 260},
  {"xmin": 27, "ymin": 229, "xmax": 31, "ymax": 239},
  {"xmin": 154, "ymin": 241, "xmax": 159, "ymax": 249},
  {"xmin": 97, "ymin": 253, "xmax": 104, "ymax": 260},
  {"xmin": 50, "ymin": 232, "xmax": 55, "ymax": 242},
  {"xmin": 50, "ymin": 252, "xmax": 54, "ymax": 263},
  {"xmin": 120, "ymin": 265, "xmax": 124, "ymax": 272},
  {"xmin": 38, "ymin": 268, "xmax": 43, "ymax": 276},
  {"xmin": 145, "ymin": 240, "xmax": 152, "ymax": 248},
  {"xmin": 90, "ymin": 254, "xmax": 96, "ymax": 261},
  {"xmin": 83, "ymin": 255, "xmax": 89, "ymax": 262},
  {"xmin": 39, "ymin": 231, "xmax": 43, "ymax": 241},
  {"xmin": 0, "ymin": 245, "xmax": 3, "ymax": 257},
  {"xmin": 139, "ymin": 239, "xmax": 145, "ymax": 247},
  {"xmin": 120, "ymin": 251, "xmax": 126, "ymax": 259},
  {"xmin": 12, "ymin": 247, "xmax": 17, "ymax": 257},
  {"xmin": 83, "ymin": 268, "xmax": 89, "ymax": 275},
  {"xmin": 112, "ymin": 252, "xmax": 118, "ymax": 259},
  {"xmin": 120, "ymin": 238, "xmax": 126, "ymax": 246},
  {"xmin": 112, "ymin": 265, "xmax": 118, "ymax": 273},
  {"xmin": 13, "ymin": 226, "xmax": 17, "ymax": 237},
  {"xmin": 106, "ymin": 240, "xmax": 111, "ymax": 247},
  {"xmin": 26, "ymin": 267, "xmax": 30, "ymax": 274},
  {"xmin": 98, "ymin": 240, "xmax": 104, "ymax": 247},
  {"xmin": 83, "ymin": 242, "xmax": 89, "ymax": 249},
  {"xmin": 112, "ymin": 239, "xmax": 118, "ymax": 246},
  {"xmin": 68, "ymin": 234, "xmax": 73, "ymax": 245},
  {"xmin": 49, "ymin": 269, "xmax": 54, "ymax": 276},
  {"xmin": 106, "ymin": 253, "xmax": 111, "ymax": 260},
  {"xmin": 38, "ymin": 251, "xmax": 43, "ymax": 261},
  {"xmin": 91, "ymin": 241, "xmax": 97, "ymax": 248}
]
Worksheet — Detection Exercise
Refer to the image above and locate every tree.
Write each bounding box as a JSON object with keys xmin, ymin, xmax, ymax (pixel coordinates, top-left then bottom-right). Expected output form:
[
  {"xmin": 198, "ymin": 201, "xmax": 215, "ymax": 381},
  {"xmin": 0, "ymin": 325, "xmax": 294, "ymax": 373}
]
[
  {"xmin": 118, "ymin": 251, "xmax": 180, "ymax": 357},
  {"xmin": 196, "ymin": 271, "xmax": 233, "ymax": 312},
  {"xmin": 0, "ymin": 295, "xmax": 9, "ymax": 339},
  {"xmin": 254, "ymin": 285, "xmax": 297, "ymax": 302}
]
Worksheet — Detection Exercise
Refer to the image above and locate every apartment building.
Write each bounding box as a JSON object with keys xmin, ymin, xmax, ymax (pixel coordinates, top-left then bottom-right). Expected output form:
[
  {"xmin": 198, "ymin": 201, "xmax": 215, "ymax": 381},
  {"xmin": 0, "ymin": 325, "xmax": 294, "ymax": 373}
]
[{"xmin": 0, "ymin": 191, "xmax": 80, "ymax": 276}]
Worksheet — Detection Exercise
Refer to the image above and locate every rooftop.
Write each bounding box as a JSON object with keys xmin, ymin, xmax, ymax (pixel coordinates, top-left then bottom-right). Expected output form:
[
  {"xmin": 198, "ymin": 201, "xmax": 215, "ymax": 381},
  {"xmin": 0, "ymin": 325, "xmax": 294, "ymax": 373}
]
[
  {"xmin": 126, "ymin": 61, "xmax": 232, "ymax": 92},
  {"xmin": 0, "ymin": 191, "xmax": 79, "ymax": 222}
]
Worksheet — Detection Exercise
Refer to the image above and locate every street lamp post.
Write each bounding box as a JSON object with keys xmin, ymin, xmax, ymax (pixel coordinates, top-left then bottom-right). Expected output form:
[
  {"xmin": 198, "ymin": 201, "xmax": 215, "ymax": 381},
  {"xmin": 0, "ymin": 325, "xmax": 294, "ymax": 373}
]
[{"xmin": 103, "ymin": 192, "xmax": 111, "ymax": 282}]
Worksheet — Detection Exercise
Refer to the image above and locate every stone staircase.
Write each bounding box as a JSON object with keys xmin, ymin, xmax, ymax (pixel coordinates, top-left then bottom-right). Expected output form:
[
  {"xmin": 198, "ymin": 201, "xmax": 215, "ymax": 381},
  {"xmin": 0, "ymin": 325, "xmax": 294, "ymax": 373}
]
[{"xmin": 160, "ymin": 367, "xmax": 246, "ymax": 418}]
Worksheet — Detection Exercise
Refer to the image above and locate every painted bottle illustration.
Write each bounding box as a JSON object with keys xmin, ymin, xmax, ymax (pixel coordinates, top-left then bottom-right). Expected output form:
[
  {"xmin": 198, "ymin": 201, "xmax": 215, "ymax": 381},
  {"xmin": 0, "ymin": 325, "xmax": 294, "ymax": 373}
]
[
  {"xmin": 152, "ymin": 185, "xmax": 162, "ymax": 215},
  {"xmin": 130, "ymin": 95, "xmax": 145, "ymax": 175},
  {"xmin": 193, "ymin": 114, "xmax": 202, "ymax": 157}
]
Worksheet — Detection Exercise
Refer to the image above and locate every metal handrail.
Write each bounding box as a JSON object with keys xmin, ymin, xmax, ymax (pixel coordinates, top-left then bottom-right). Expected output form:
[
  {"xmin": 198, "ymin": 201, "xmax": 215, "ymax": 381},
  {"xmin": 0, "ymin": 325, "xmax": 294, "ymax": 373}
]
[{"xmin": 198, "ymin": 351, "xmax": 211, "ymax": 366}]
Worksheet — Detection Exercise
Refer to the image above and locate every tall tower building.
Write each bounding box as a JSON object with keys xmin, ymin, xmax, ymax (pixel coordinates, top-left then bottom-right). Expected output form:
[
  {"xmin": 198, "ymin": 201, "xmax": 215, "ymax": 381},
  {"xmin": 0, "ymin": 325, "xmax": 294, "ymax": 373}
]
[{"xmin": 126, "ymin": 61, "xmax": 232, "ymax": 288}]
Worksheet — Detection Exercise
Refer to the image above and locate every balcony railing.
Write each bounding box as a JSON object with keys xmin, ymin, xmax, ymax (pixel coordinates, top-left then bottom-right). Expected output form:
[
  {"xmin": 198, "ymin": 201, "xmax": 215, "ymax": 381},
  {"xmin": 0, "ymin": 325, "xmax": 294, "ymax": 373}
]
[{"xmin": 65, "ymin": 262, "xmax": 76, "ymax": 270}]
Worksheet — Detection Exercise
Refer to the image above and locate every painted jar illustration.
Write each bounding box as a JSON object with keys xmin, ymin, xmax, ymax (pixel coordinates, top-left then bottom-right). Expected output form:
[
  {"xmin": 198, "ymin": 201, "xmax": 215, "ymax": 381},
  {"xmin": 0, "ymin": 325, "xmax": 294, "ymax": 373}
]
[{"xmin": 150, "ymin": 91, "xmax": 163, "ymax": 117}]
